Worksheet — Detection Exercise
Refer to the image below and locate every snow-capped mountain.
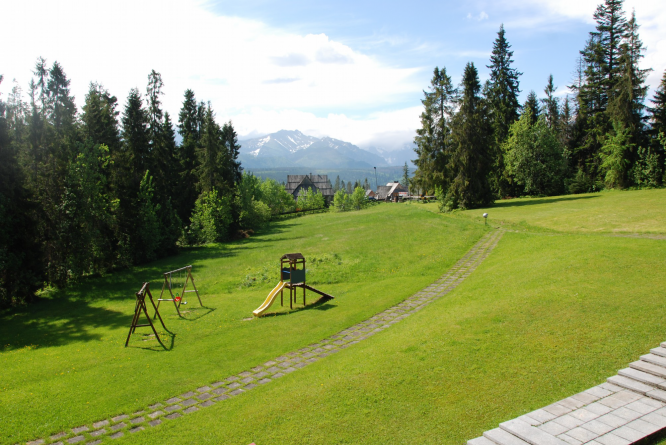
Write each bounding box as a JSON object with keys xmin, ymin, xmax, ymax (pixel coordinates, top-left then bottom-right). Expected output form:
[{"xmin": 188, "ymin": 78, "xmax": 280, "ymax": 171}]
[{"xmin": 239, "ymin": 130, "xmax": 389, "ymax": 169}]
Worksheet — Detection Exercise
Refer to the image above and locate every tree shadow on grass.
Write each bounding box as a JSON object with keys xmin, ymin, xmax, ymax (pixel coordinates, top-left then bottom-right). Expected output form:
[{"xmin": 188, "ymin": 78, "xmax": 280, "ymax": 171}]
[
  {"xmin": 491, "ymin": 194, "xmax": 600, "ymax": 209},
  {"xmin": 0, "ymin": 296, "xmax": 130, "ymax": 352}
]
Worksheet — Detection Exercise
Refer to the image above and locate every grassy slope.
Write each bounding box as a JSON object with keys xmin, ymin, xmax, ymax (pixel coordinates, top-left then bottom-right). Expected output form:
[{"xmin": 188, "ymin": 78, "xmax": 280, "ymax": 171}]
[
  {"xmin": 123, "ymin": 223, "xmax": 666, "ymax": 444},
  {"xmin": 456, "ymin": 188, "xmax": 666, "ymax": 234},
  {"xmin": 112, "ymin": 188, "xmax": 666, "ymax": 445},
  {"xmin": 0, "ymin": 204, "xmax": 484, "ymax": 444}
]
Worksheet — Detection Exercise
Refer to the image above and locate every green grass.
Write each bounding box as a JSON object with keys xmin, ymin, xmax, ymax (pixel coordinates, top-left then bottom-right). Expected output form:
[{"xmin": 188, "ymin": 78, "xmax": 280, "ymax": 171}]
[
  {"xmin": 0, "ymin": 204, "xmax": 485, "ymax": 445},
  {"xmin": 122, "ymin": 232, "xmax": 666, "ymax": 444},
  {"xmin": 4, "ymin": 188, "xmax": 666, "ymax": 445},
  {"xmin": 458, "ymin": 188, "xmax": 666, "ymax": 234}
]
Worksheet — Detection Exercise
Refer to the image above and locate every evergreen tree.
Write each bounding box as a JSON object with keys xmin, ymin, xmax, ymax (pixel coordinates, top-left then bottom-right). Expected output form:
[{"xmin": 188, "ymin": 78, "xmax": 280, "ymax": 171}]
[
  {"xmin": 220, "ymin": 120, "xmax": 243, "ymax": 189},
  {"xmin": 608, "ymin": 10, "xmax": 650, "ymax": 149},
  {"xmin": 197, "ymin": 103, "xmax": 223, "ymax": 193},
  {"xmin": 413, "ymin": 67, "xmax": 456, "ymax": 194},
  {"xmin": 176, "ymin": 89, "xmax": 202, "ymax": 223},
  {"xmin": 647, "ymin": 71, "xmax": 666, "ymax": 141},
  {"xmin": 334, "ymin": 175, "xmax": 341, "ymax": 192},
  {"xmin": 542, "ymin": 75, "xmax": 560, "ymax": 130},
  {"xmin": 446, "ymin": 63, "xmax": 493, "ymax": 209},
  {"xmin": 0, "ymin": 76, "xmax": 44, "ymax": 306},
  {"xmin": 402, "ymin": 162, "xmax": 410, "ymax": 192},
  {"xmin": 486, "ymin": 24, "xmax": 522, "ymax": 196},
  {"xmin": 523, "ymin": 91, "xmax": 540, "ymax": 125},
  {"xmin": 81, "ymin": 83, "xmax": 121, "ymax": 152}
]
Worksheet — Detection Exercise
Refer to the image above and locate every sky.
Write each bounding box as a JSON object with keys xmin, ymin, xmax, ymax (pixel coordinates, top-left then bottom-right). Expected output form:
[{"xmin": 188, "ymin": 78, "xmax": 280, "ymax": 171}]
[{"xmin": 2, "ymin": 0, "xmax": 665, "ymax": 152}]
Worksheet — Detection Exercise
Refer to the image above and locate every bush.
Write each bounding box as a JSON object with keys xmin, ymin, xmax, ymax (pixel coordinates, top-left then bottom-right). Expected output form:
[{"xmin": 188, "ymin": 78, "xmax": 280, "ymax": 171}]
[{"xmin": 187, "ymin": 189, "xmax": 233, "ymax": 244}]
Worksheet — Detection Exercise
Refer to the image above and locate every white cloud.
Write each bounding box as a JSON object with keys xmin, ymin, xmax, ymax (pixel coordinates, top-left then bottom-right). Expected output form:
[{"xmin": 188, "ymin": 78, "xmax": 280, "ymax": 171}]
[
  {"xmin": 232, "ymin": 106, "xmax": 422, "ymax": 151},
  {"xmin": 499, "ymin": 0, "xmax": 666, "ymax": 91},
  {"xmin": 1, "ymin": 0, "xmax": 422, "ymax": 147},
  {"xmin": 467, "ymin": 11, "xmax": 489, "ymax": 21}
]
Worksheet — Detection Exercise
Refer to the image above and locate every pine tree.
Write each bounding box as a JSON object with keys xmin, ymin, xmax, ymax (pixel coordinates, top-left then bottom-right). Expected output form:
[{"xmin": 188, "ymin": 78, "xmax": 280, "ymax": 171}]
[
  {"xmin": 446, "ymin": 63, "xmax": 493, "ymax": 209},
  {"xmin": 221, "ymin": 121, "xmax": 243, "ymax": 189},
  {"xmin": 81, "ymin": 83, "xmax": 121, "ymax": 152},
  {"xmin": 523, "ymin": 91, "xmax": 540, "ymax": 125},
  {"xmin": 542, "ymin": 75, "xmax": 560, "ymax": 130},
  {"xmin": 0, "ymin": 75, "xmax": 44, "ymax": 306},
  {"xmin": 176, "ymin": 89, "xmax": 202, "ymax": 223},
  {"xmin": 647, "ymin": 71, "xmax": 666, "ymax": 141},
  {"xmin": 413, "ymin": 67, "xmax": 456, "ymax": 194},
  {"xmin": 486, "ymin": 24, "xmax": 522, "ymax": 197},
  {"xmin": 608, "ymin": 10, "xmax": 650, "ymax": 149},
  {"xmin": 334, "ymin": 175, "xmax": 341, "ymax": 192},
  {"xmin": 197, "ymin": 103, "xmax": 223, "ymax": 193}
]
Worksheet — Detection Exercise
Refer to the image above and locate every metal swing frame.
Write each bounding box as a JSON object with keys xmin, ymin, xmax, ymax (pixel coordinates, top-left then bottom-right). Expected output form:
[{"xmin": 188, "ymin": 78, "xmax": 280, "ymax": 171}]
[{"xmin": 155, "ymin": 265, "xmax": 202, "ymax": 317}]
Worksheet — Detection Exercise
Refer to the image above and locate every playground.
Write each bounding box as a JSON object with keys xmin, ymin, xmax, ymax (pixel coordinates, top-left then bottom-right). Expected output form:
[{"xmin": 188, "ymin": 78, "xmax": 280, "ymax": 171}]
[{"xmin": 2, "ymin": 189, "xmax": 666, "ymax": 444}]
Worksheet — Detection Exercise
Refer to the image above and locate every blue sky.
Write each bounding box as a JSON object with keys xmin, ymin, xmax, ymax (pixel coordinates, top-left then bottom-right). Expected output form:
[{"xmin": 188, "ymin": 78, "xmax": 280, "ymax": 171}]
[{"xmin": 2, "ymin": 0, "xmax": 664, "ymax": 151}]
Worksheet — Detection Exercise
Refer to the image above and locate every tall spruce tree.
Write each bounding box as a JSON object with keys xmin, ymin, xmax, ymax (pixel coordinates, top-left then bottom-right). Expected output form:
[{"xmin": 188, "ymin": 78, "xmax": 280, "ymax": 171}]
[
  {"xmin": 647, "ymin": 71, "xmax": 666, "ymax": 141},
  {"xmin": 542, "ymin": 75, "xmax": 560, "ymax": 130},
  {"xmin": 524, "ymin": 91, "xmax": 540, "ymax": 125},
  {"xmin": 486, "ymin": 24, "xmax": 522, "ymax": 197},
  {"xmin": 0, "ymin": 75, "xmax": 44, "ymax": 306},
  {"xmin": 413, "ymin": 67, "xmax": 456, "ymax": 193},
  {"xmin": 176, "ymin": 89, "xmax": 202, "ymax": 223},
  {"xmin": 446, "ymin": 62, "xmax": 493, "ymax": 209}
]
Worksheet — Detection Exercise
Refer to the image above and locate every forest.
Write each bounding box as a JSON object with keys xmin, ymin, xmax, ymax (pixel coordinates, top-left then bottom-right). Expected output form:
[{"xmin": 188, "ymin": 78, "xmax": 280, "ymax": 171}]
[
  {"xmin": 0, "ymin": 65, "xmax": 304, "ymax": 307},
  {"xmin": 412, "ymin": 0, "xmax": 666, "ymax": 210}
]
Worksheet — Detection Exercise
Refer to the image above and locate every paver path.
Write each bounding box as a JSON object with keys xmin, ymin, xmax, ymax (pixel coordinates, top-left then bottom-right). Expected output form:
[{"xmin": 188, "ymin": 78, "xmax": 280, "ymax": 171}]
[
  {"xmin": 27, "ymin": 230, "xmax": 503, "ymax": 445},
  {"xmin": 467, "ymin": 337, "xmax": 666, "ymax": 444}
]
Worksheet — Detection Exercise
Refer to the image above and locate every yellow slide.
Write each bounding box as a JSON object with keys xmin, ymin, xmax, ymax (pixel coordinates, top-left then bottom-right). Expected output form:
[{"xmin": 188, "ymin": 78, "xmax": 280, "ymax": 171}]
[{"xmin": 253, "ymin": 281, "xmax": 286, "ymax": 317}]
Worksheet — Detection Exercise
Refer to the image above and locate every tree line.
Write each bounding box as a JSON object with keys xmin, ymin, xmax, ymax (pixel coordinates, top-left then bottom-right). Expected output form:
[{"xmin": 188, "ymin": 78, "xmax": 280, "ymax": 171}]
[
  {"xmin": 0, "ymin": 60, "xmax": 295, "ymax": 307},
  {"xmin": 413, "ymin": 0, "xmax": 666, "ymax": 211}
]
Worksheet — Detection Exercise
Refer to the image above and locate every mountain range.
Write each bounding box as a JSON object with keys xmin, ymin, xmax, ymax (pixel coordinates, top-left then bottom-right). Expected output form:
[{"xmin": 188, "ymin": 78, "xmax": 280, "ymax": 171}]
[{"xmin": 238, "ymin": 130, "xmax": 415, "ymax": 169}]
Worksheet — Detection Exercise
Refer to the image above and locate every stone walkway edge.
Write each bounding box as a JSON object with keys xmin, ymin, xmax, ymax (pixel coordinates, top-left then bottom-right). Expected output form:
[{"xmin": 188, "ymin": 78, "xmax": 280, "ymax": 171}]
[{"xmin": 26, "ymin": 230, "xmax": 504, "ymax": 445}]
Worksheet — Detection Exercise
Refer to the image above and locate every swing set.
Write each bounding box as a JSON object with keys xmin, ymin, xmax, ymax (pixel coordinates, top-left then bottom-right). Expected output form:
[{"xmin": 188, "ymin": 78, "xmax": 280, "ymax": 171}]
[
  {"xmin": 156, "ymin": 265, "xmax": 202, "ymax": 317},
  {"xmin": 125, "ymin": 282, "xmax": 171, "ymax": 348}
]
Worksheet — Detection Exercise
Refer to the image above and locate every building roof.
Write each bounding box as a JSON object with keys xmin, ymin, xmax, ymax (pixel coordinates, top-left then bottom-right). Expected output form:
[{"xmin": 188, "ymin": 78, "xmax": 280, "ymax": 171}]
[
  {"xmin": 281, "ymin": 253, "xmax": 305, "ymax": 260},
  {"xmin": 376, "ymin": 182, "xmax": 407, "ymax": 200},
  {"xmin": 285, "ymin": 174, "xmax": 334, "ymax": 197}
]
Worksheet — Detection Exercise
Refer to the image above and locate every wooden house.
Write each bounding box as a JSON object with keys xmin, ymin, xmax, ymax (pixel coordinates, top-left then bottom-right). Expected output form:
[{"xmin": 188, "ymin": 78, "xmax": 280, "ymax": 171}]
[
  {"xmin": 285, "ymin": 174, "xmax": 335, "ymax": 203},
  {"xmin": 375, "ymin": 182, "xmax": 408, "ymax": 201}
]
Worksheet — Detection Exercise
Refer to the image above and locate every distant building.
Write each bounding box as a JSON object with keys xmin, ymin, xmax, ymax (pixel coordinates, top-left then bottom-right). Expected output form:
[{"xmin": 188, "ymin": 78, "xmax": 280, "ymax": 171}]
[
  {"xmin": 375, "ymin": 181, "xmax": 408, "ymax": 201},
  {"xmin": 365, "ymin": 189, "xmax": 376, "ymax": 199},
  {"xmin": 285, "ymin": 174, "xmax": 335, "ymax": 203}
]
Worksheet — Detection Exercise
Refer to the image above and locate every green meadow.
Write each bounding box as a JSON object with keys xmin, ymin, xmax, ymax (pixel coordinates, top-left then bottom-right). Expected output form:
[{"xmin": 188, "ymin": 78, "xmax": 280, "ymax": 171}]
[{"xmin": 3, "ymin": 189, "xmax": 666, "ymax": 444}]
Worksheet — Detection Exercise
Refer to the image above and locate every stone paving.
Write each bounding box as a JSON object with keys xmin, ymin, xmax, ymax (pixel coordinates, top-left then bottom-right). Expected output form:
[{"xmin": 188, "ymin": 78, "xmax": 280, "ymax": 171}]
[
  {"xmin": 467, "ymin": 328, "xmax": 666, "ymax": 443},
  {"xmin": 26, "ymin": 230, "xmax": 504, "ymax": 445}
]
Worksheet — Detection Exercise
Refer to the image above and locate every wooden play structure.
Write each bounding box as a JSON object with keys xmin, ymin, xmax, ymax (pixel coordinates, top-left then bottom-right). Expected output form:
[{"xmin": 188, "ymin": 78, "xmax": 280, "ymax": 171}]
[
  {"xmin": 156, "ymin": 265, "xmax": 202, "ymax": 317},
  {"xmin": 125, "ymin": 282, "xmax": 170, "ymax": 348},
  {"xmin": 253, "ymin": 253, "xmax": 335, "ymax": 317}
]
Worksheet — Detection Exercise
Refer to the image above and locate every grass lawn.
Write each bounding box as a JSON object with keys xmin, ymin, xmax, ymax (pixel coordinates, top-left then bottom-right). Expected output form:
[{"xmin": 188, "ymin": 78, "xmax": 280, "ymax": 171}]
[
  {"xmin": 122, "ymin": 231, "xmax": 666, "ymax": 445},
  {"xmin": 458, "ymin": 188, "xmax": 666, "ymax": 234},
  {"xmin": 4, "ymin": 188, "xmax": 666, "ymax": 445},
  {"xmin": 0, "ymin": 204, "xmax": 485, "ymax": 445}
]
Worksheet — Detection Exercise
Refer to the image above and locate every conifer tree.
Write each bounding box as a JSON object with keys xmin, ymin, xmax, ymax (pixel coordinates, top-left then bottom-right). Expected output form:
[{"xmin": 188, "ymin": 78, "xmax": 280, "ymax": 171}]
[
  {"xmin": 446, "ymin": 62, "xmax": 493, "ymax": 209},
  {"xmin": 542, "ymin": 75, "xmax": 560, "ymax": 130},
  {"xmin": 81, "ymin": 83, "xmax": 121, "ymax": 152},
  {"xmin": 176, "ymin": 89, "xmax": 202, "ymax": 223},
  {"xmin": 486, "ymin": 25, "xmax": 522, "ymax": 197},
  {"xmin": 524, "ymin": 91, "xmax": 540, "ymax": 125},
  {"xmin": 413, "ymin": 66, "xmax": 456, "ymax": 193},
  {"xmin": 647, "ymin": 71, "xmax": 666, "ymax": 142}
]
